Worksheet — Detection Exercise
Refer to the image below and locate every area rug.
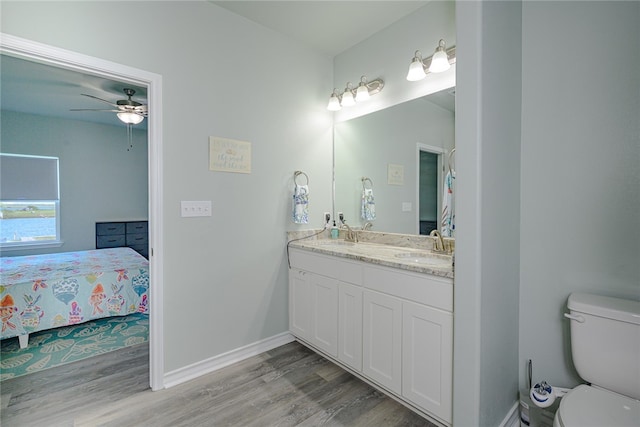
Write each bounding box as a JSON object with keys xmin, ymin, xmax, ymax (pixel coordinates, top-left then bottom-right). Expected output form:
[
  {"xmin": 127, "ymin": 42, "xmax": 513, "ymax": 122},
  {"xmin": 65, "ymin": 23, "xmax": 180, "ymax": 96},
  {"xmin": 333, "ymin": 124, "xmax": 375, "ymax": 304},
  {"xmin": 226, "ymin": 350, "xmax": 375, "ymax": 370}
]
[{"xmin": 0, "ymin": 313, "xmax": 148, "ymax": 381}]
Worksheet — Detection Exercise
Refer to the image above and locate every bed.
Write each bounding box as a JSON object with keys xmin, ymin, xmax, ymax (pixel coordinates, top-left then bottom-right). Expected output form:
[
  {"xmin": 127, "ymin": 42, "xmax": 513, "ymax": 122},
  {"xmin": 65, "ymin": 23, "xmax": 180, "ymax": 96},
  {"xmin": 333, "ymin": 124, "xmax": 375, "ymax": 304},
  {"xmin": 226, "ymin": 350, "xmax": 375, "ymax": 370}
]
[{"xmin": 0, "ymin": 247, "xmax": 149, "ymax": 348}]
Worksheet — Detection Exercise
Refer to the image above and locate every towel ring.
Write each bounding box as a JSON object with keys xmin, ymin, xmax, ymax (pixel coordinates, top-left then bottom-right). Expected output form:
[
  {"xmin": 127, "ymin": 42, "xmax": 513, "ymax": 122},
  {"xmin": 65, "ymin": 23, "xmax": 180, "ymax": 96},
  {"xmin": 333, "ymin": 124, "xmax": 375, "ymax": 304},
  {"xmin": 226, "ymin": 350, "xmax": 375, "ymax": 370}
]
[
  {"xmin": 362, "ymin": 177, "xmax": 373, "ymax": 190},
  {"xmin": 294, "ymin": 170, "xmax": 309, "ymax": 186}
]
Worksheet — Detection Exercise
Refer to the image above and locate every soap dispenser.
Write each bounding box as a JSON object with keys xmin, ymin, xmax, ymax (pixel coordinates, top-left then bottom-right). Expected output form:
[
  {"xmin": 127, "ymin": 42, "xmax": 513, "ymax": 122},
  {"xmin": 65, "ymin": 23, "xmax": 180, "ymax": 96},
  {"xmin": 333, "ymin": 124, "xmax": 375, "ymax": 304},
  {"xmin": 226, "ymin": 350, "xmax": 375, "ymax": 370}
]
[{"xmin": 331, "ymin": 220, "xmax": 339, "ymax": 239}]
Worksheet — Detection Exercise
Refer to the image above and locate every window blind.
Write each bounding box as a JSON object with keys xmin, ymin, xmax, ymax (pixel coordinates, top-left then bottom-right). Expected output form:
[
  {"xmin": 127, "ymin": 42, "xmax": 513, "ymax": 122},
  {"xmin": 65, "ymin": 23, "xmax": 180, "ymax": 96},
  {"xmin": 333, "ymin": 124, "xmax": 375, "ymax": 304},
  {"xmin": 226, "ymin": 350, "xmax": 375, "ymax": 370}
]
[{"xmin": 0, "ymin": 153, "xmax": 59, "ymax": 200}]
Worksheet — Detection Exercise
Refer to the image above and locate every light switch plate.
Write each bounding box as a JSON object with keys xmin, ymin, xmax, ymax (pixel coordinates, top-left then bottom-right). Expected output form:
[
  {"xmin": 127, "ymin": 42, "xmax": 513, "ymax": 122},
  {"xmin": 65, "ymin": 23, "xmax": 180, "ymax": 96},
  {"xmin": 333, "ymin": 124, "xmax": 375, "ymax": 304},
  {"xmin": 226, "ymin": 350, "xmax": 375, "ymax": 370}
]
[
  {"xmin": 181, "ymin": 201, "xmax": 212, "ymax": 217},
  {"xmin": 402, "ymin": 202, "xmax": 412, "ymax": 212}
]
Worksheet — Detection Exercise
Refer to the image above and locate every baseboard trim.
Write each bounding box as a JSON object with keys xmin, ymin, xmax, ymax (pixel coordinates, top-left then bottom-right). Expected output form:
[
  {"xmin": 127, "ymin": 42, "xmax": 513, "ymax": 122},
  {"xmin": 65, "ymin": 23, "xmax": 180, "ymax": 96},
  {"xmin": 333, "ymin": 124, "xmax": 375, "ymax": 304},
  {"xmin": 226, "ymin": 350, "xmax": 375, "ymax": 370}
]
[
  {"xmin": 500, "ymin": 401, "xmax": 520, "ymax": 427},
  {"xmin": 163, "ymin": 332, "xmax": 295, "ymax": 389}
]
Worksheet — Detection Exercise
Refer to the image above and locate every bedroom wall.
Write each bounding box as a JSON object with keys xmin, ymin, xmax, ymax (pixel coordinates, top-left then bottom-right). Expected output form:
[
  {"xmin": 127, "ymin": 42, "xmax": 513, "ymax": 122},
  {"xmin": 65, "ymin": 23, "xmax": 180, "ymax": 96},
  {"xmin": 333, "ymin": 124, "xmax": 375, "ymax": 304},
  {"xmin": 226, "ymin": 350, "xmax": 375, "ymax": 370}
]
[
  {"xmin": 0, "ymin": 1, "xmax": 333, "ymax": 374},
  {"xmin": 0, "ymin": 110, "xmax": 148, "ymax": 257}
]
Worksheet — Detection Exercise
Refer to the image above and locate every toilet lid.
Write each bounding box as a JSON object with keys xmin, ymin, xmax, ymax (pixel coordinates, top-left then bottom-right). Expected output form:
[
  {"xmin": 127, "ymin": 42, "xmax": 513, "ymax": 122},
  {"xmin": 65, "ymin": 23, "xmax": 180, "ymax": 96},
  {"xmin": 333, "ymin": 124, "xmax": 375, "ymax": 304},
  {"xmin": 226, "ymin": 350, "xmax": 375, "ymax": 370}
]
[{"xmin": 558, "ymin": 385, "xmax": 640, "ymax": 427}]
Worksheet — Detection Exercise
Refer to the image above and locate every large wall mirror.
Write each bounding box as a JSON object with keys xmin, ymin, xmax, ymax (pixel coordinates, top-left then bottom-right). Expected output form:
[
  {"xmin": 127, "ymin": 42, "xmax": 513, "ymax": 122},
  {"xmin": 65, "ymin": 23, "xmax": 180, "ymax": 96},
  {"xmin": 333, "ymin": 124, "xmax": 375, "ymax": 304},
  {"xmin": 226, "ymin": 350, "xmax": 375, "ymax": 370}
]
[{"xmin": 334, "ymin": 86, "xmax": 455, "ymax": 236}]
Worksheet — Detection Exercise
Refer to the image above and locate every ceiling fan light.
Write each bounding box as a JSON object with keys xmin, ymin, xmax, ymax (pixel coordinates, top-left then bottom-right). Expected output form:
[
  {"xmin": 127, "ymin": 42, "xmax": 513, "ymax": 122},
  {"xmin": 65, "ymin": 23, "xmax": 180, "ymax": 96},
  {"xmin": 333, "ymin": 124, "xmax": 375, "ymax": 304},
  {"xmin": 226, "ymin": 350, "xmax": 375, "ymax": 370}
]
[{"xmin": 117, "ymin": 112, "xmax": 144, "ymax": 125}]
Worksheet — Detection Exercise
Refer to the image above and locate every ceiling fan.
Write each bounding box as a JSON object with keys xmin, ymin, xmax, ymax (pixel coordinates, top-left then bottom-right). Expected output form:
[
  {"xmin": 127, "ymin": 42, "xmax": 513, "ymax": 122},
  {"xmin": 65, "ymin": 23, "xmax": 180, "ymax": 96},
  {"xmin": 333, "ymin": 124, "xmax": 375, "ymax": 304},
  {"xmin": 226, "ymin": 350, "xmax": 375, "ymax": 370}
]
[{"xmin": 71, "ymin": 88, "xmax": 148, "ymax": 125}]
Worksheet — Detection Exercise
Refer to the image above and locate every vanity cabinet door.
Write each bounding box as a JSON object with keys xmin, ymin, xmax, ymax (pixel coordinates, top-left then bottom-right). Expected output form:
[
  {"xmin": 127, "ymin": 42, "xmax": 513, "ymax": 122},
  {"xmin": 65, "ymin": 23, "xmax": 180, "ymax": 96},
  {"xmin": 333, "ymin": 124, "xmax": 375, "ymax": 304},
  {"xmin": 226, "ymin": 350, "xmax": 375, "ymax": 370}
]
[
  {"xmin": 402, "ymin": 300, "xmax": 453, "ymax": 424},
  {"xmin": 363, "ymin": 289, "xmax": 402, "ymax": 394},
  {"xmin": 338, "ymin": 282, "xmax": 363, "ymax": 372},
  {"xmin": 309, "ymin": 274, "xmax": 338, "ymax": 357},
  {"xmin": 289, "ymin": 268, "xmax": 311, "ymax": 340}
]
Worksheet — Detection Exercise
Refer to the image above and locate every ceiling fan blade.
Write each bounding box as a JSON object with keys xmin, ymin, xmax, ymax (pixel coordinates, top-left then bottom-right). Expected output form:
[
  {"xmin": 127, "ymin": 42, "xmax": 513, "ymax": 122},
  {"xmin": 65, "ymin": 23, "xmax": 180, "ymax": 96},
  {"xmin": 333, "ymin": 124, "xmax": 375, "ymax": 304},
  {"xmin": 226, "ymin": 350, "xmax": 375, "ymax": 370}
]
[
  {"xmin": 81, "ymin": 93, "xmax": 119, "ymax": 107},
  {"xmin": 69, "ymin": 108, "xmax": 121, "ymax": 112}
]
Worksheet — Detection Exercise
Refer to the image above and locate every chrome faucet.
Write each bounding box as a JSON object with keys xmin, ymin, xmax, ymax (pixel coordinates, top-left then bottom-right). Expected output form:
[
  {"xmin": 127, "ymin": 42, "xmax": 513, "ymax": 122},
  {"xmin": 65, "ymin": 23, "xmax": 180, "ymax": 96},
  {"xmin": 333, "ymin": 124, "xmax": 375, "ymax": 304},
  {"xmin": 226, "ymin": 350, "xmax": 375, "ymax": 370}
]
[
  {"xmin": 341, "ymin": 222, "xmax": 359, "ymax": 243},
  {"xmin": 363, "ymin": 222, "xmax": 373, "ymax": 231},
  {"xmin": 429, "ymin": 229, "xmax": 447, "ymax": 253}
]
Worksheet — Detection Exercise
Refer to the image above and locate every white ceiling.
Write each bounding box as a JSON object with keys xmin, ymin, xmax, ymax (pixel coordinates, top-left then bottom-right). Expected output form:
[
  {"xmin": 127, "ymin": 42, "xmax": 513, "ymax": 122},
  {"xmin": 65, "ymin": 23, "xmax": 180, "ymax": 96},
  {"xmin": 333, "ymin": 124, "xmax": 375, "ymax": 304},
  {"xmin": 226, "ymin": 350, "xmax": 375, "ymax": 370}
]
[
  {"xmin": 0, "ymin": 55, "xmax": 148, "ymax": 128},
  {"xmin": 0, "ymin": 2, "xmax": 431, "ymax": 126},
  {"xmin": 210, "ymin": 1, "xmax": 429, "ymax": 56}
]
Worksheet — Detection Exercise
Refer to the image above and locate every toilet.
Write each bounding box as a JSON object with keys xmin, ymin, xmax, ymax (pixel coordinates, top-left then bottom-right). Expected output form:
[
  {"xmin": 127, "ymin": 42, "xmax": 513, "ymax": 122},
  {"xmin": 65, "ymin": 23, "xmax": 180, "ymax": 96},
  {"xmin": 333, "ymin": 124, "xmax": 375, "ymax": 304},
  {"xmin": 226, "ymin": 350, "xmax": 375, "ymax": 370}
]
[{"xmin": 556, "ymin": 292, "xmax": 640, "ymax": 427}]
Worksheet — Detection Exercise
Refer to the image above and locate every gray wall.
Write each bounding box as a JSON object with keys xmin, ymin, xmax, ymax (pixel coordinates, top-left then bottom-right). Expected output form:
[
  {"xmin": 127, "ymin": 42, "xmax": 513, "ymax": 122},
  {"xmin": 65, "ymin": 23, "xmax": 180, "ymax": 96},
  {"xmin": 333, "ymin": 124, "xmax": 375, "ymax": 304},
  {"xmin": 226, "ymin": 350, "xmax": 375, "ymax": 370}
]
[
  {"xmin": 0, "ymin": 110, "xmax": 148, "ymax": 256},
  {"xmin": 454, "ymin": 1, "xmax": 639, "ymax": 425},
  {"xmin": 1, "ymin": 1, "xmax": 334, "ymax": 373},
  {"xmin": 3, "ymin": 2, "xmax": 639, "ymax": 426},
  {"xmin": 519, "ymin": 0, "xmax": 640, "ymax": 389},
  {"xmin": 455, "ymin": 1, "xmax": 523, "ymax": 425}
]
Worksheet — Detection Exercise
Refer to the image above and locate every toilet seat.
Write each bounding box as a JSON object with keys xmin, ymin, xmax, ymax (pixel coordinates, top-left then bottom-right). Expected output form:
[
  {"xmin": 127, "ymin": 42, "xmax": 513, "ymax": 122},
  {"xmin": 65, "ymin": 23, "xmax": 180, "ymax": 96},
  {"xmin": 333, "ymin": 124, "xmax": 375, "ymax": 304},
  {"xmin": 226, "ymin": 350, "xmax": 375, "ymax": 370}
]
[{"xmin": 555, "ymin": 384, "xmax": 640, "ymax": 427}]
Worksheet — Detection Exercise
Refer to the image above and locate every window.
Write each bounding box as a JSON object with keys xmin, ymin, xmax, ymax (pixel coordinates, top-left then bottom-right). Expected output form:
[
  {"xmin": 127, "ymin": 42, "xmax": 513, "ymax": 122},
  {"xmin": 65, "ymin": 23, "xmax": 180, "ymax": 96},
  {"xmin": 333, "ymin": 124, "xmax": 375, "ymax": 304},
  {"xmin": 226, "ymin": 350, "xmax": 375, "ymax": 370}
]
[{"xmin": 0, "ymin": 153, "xmax": 62, "ymax": 249}]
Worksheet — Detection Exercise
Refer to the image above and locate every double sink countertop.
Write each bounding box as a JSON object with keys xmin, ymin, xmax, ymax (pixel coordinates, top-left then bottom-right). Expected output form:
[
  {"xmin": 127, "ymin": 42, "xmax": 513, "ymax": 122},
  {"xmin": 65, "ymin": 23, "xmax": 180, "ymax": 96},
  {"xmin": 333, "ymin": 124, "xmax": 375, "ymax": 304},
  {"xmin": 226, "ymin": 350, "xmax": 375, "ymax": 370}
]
[{"xmin": 288, "ymin": 237, "xmax": 454, "ymax": 279}]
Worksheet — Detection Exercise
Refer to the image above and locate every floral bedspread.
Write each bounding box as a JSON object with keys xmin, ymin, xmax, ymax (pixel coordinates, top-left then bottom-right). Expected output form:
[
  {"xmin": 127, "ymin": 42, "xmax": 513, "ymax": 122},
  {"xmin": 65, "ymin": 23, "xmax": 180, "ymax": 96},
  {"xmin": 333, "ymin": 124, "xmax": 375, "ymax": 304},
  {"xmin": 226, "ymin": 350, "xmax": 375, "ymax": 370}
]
[{"xmin": 0, "ymin": 248, "xmax": 149, "ymax": 341}]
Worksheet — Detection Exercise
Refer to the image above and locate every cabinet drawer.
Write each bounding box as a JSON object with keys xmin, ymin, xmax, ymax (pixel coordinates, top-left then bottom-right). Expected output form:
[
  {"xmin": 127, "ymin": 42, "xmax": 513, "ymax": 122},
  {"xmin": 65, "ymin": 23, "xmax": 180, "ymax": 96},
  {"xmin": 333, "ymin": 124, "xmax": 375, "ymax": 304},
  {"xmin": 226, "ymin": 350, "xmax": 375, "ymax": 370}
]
[
  {"xmin": 363, "ymin": 265, "xmax": 453, "ymax": 312},
  {"xmin": 96, "ymin": 222, "xmax": 125, "ymax": 236},
  {"xmin": 289, "ymin": 249, "xmax": 362, "ymax": 285},
  {"xmin": 97, "ymin": 234, "xmax": 126, "ymax": 248},
  {"xmin": 126, "ymin": 233, "xmax": 148, "ymax": 245},
  {"xmin": 126, "ymin": 221, "xmax": 148, "ymax": 234}
]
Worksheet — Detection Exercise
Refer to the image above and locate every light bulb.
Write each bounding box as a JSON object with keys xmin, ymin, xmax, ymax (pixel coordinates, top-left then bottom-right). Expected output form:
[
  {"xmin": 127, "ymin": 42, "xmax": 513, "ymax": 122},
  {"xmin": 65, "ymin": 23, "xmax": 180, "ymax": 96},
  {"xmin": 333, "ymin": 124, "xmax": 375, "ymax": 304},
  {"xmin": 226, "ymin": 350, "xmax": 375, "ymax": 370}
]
[
  {"xmin": 355, "ymin": 82, "xmax": 370, "ymax": 102},
  {"xmin": 117, "ymin": 112, "xmax": 144, "ymax": 124},
  {"xmin": 327, "ymin": 92, "xmax": 342, "ymax": 111},
  {"xmin": 341, "ymin": 87, "xmax": 355, "ymax": 107},
  {"xmin": 406, "ymin": 53, "xmax": 426, "ymax": 81},
  {"xmin": 428, "ymin": 40, "xmax": 450, "ymax": 73}
]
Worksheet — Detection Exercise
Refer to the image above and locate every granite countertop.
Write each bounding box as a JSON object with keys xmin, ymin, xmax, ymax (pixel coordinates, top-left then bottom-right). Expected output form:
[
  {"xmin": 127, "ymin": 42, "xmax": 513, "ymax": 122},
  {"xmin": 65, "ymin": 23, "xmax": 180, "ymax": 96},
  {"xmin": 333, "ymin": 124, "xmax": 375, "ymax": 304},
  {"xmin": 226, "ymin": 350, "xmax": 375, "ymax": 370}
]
[{"xmin": 288, "ymin": 238, "xmax": 454, "ymax": 279}]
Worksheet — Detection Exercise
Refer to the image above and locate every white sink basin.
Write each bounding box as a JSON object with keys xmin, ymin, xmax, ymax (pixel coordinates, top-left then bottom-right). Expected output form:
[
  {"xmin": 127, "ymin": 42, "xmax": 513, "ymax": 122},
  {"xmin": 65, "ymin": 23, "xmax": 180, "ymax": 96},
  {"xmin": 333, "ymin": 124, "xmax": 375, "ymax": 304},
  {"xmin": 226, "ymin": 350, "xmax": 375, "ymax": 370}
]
[
  {"xmin": 394, "ymin": 252, "xmax": 452, "ymax": 267},
  {"xmin": 309, "ymin": 240, "xmax": 355, "ymax": 247},
  {"xmin": 347, "ymin": 244, "xmax": 400, "ymax": 255}
]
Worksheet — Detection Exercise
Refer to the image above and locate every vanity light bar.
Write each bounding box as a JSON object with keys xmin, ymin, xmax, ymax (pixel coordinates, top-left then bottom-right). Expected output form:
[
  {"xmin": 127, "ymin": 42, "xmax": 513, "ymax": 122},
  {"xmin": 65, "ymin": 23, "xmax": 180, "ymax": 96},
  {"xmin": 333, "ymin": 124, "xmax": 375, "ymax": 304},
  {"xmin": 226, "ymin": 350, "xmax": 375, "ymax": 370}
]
[
  {"xmin": 407, "ymin": 39, "xmax": 456, "ymax": 82},
  {"xmin": 327, "ymin": 76, "xmax": 384, "ymax": 111}
]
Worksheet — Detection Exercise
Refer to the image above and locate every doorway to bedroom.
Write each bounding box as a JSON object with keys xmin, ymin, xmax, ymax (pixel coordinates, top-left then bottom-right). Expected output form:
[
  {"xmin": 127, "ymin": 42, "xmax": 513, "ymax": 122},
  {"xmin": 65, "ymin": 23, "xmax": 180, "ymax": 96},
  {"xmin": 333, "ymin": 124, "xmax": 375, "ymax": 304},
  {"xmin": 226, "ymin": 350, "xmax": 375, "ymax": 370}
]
[{"xmin": 0, "ymin": 35, "xmax": 163, "ymax": 389}]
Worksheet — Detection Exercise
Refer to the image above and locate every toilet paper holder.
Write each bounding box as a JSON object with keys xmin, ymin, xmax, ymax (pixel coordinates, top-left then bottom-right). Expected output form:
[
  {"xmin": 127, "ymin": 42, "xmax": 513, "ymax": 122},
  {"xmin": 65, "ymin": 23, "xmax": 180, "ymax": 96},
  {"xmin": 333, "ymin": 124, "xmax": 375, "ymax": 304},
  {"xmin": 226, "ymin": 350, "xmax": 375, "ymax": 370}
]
[{"xmin": 530, "ymin": 381, "xmax": 569, "ymax": 408}]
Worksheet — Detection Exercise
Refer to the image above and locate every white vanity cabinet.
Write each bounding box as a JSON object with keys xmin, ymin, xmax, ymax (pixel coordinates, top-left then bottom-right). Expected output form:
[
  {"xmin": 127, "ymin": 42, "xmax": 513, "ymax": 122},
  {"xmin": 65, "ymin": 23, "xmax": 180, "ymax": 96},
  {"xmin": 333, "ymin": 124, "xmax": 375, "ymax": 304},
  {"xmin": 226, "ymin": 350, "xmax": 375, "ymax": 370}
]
[
  {"xmin": 288, "ymin": 246, "xmax": 454, "ymax": 426},
  {"xmin": 402, "ymin": 300, "xmax": 453, "ymax": 421},
  {"xmin": 288, "ymin": 268, "xmax": 339, "ymax": 357},
  {"xmin": 309, "ymin": 273, "xmax": 339, "ymax": 356},
  {"xmin": 288, "ymin": 249, "xmax": 362, "ymax": 359},
  {"xmin": 289, "ymin": 268, "xmax": 311, "ymax": 340},
  {"xmin": 362, "ymin": 289, "xmax": 403, "ymax": 394},
  {"xmin": 338, "ymin": 282, "xmax": 363, "ymax": 371}
]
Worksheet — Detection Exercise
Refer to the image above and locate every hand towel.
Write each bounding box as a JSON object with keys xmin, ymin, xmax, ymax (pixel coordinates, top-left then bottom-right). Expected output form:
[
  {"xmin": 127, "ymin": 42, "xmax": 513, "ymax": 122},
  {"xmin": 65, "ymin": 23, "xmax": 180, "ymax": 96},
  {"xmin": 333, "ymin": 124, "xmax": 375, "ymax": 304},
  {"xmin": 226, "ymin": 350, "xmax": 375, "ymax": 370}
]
[
  {"xmin": 361, "ymin": 188, "xmax": 376, "ymax": 221},
  {"xmin": 292, "ymin": 184, "xmax": 309, "ymax": 224},
  {"xmin": 441, "ymin": 170, "xmax": 455, "ymax": 237}
]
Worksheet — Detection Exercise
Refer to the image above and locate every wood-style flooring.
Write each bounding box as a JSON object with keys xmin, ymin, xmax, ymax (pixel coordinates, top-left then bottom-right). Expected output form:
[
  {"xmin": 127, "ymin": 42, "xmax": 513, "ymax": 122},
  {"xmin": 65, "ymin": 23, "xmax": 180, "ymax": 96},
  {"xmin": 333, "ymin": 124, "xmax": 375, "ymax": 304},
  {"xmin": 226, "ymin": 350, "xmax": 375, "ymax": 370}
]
[{"xmin": 1, "ymin": 341, "xmax": 436, "ymax": 426}]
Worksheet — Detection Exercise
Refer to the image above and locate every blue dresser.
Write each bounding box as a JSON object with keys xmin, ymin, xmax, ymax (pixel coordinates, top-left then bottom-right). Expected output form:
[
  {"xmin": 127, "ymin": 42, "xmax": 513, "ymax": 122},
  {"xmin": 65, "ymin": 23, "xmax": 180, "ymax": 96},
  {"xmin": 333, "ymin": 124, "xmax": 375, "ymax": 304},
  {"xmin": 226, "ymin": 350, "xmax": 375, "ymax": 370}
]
[{"xmin": 96, "ymin": 220, "xmax": 149, "ymax": 258}]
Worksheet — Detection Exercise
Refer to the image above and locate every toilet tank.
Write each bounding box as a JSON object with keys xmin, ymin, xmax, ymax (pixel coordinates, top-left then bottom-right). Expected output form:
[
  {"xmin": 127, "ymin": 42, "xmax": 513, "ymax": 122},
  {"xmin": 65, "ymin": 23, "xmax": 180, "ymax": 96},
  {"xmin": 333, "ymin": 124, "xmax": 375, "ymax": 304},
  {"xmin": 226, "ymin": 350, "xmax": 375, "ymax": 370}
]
[{"xmin": 566, "ymin": 292, "xmax": 640, "ymax": 400}]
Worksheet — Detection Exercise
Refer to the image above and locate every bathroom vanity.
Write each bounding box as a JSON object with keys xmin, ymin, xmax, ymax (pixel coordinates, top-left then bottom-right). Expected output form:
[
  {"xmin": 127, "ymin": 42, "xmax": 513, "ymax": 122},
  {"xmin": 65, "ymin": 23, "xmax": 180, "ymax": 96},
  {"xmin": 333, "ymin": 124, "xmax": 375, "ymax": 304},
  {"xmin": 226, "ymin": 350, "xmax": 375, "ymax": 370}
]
[{"xmin": 288, "ymin": 236, "xmax": 454, "ymax": 426}]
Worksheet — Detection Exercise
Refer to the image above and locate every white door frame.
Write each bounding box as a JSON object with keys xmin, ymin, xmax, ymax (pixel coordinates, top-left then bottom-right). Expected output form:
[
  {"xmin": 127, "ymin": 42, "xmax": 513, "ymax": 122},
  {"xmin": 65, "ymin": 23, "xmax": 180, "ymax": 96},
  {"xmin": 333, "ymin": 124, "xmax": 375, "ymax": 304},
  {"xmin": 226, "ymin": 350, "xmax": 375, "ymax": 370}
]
[{"xmin": 1, "ymin": 33, "xmax": 165, "ymax": 390}]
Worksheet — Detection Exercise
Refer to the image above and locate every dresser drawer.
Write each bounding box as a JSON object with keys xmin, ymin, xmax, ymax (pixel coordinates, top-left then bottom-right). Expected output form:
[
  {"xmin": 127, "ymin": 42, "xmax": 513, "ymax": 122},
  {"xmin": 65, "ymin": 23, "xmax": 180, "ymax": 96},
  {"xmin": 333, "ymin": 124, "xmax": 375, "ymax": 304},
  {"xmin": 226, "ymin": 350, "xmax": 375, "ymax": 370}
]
[
  {"xmin": 128, "ymin": 245, "xmax": 149, "ymax": 258},
  {"xmin": 126, "ymin": 233, "xmax": 148, "ymax": 246},
  {"xmin": 97, "ymin": 234, "xmax": 126, "ymax": 248},
  {"xmin": 96, "ymin": 222, "xmax": 125, "ymax": 236},
  {"xmin": 126, "ymin": 221, "xmax": 148, "ymax": 234}
]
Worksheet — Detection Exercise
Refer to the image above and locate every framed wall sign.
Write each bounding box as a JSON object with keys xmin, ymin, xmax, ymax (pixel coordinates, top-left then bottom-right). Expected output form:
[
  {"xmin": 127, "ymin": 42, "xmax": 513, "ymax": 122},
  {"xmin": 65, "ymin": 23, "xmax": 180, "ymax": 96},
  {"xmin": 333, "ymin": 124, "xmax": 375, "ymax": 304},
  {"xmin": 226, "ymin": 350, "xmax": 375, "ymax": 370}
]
[{"xmin": 209, "ymin": 137, "xmax": 251, "ymax": 174}]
